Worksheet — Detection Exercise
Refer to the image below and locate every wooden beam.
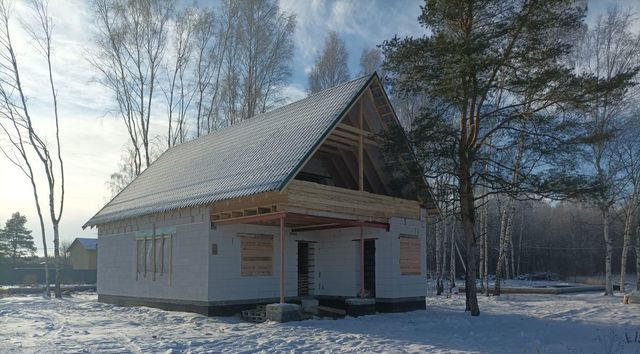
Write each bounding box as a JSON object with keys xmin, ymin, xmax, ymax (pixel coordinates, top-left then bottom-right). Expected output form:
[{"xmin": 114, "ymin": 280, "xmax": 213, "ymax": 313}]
[
  {"xmin": 323, "ymin": 139, "xmax": 356, "ymax": 151},
  {"xmin": 327, "ymin": 134, "xmax": 358, "ymax": 147},
  {"xmin": 212, "ymin": 212, "xmax": 286, "ymax": 226},
  {"xmin": 212, "ymin": 190, "xmax": 287, "ymax": 214},
  {"xmin": 359, "ymin": 101, "xmax": 364, "ymax": 192},
  {"xmin": 337, "ymin": 123, "xmax": 374, "ymax": 138},
  {"xmin": 285, "ymin": 180, "xmax": 421, "ymax": 220},
  {"xmin": 318, "ymin": 146, "xmax": 340, "ymax": 155},
  {"xmin": 331, "ymin": 128, "xmax": 380, "ymax": 146},
  {"xmin": 360, "ymin": 226, "xmax": 364, "ymax": 299},
  {"xmin": 291, "ymin": 220, "xmax": 389, "ymax": 233},
  {"xmin": 279, "ymin": 214, "xmax": 285, "ymax": 304}
]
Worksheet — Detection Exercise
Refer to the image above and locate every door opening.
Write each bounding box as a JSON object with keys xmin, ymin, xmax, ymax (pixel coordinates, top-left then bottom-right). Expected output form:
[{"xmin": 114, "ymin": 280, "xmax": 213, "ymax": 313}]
[
  {"xmin": 363, "ymin": 239, "xmax": 376, "ymax": 297},
  {"xmin": 297, "ymin": 242, "xmax": 314, "ymax": 296}
]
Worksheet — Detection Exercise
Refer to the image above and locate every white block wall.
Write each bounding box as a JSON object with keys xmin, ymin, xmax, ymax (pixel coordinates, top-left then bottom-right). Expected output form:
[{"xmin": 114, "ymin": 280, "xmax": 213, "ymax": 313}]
[
  {"xmin": 208, "ymin": 223, "xmax": 298, "ymax": 302},
  {"xmin": 98, "ymin": 207, "xmax": 428, "ymax": 304},
  {"xmin": 376, "ymin": 217, "xmax": 427, "ymax": 298},
  {"xmin": 207, "ymin": 213, "xmax": 427, "ymax": 302},
  {"xmin": 97, "ymin": 207, "xmax": 211, "ymax": 302}
]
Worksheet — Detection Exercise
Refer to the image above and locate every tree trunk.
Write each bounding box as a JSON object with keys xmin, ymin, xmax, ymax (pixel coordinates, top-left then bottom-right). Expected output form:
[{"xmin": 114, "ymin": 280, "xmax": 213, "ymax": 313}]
[
  {"xmin": 517, "ymin": 209, "xmax": 524, "ymax": 277},
  {"xmin": 620, "ymin": 208, "xmax": 633, "ymax": 293},
  {"xmin": 509, "ymin": 228, "xmax": 516, "ymax": 279},
  {"xmin": 36, "ymin": 206, "xmax": 50, "ymax": 298},
  {"xmin": 635, "ymin": 225, "xmax": 640, "ymax": 292},
  {"xmin": 53, "ymin": 222, "xmax": 61, "ymax": 298},
  {"xmin": 450, "ymin": 217, "xmax": 456, "ymax": 290},
  {"xmin": 459, "ymin": 162, "xmax": 480, "ymax": 316},
  {"xmin": 435, "ymin": 219, "xmax": 443, "ymax": 295},
  {"xmin": 443, "ymin": 217, "xmax": 449, "ymax": 295},
  {"xmin": 483, "ymin": 207, "xmax": 488, "ymax": 295},
  {"xmin": 494, "ymin": 207, "xmax": 509, "ymax": 296},
  {"xmin": 603, "ymin": 208, "xmax": 613, "ymax": 295},
  {"xmin": 504, "ymin": 245, "xmax": 510, "ymax": 280},
  {"xmin": 479, "ymin": 204, "xmax": 485, "ymax": 293}
]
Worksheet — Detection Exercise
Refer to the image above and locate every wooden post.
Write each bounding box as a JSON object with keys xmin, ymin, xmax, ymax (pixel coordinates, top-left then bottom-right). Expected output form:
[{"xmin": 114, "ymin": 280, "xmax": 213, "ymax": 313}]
[
  {"xmin": 279, "ymin": 214, "xmax": 285, "ymax": 304},
  {"xmin": 358, "ymin": 102, "xmax": 364, "ymax": 191},
  {"xmin": 360, "ymin": 225, "xmax": 364, "ymax": 299},
  {"xmin": 358, "ymin": 101, "xmax": 365, "ymax": 299},
  {"xmin": 143, "ymin": 237, "xmax": 147, "ymax": 277},
  {"xmin": 168, "ymin": 235, "xmax": 173, "ymax": 286},
  {"xmin": 152, "ymin": 224, "xmax": 156, "ymax": 281}
]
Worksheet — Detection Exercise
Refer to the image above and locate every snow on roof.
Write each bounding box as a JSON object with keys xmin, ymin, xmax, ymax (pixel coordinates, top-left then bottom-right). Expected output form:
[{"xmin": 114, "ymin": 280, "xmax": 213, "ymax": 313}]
[{"xmin": 84, "ymin": 74, "xmax": 374, "ymax": 227}]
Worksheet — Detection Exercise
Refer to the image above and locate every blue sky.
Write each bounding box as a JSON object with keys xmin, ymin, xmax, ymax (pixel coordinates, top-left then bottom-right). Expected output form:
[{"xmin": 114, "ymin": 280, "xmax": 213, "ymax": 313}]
[{"xmin": 0, "ymin": 0, "xmax": 638, "ymax": 253}]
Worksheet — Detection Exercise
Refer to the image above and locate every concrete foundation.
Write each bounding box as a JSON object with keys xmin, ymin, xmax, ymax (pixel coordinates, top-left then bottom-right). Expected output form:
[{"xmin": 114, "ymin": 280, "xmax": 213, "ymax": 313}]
[
  {"xmin": 266, "ymin": 303, "xmax": 301, "ymax": 322},
  {"xmin": 345, "ymin": 298, "xmax": 376, "ymax": 317},
  {"xmin": 301, "ymin": 298, "xmax": 319, "ymax": 313}
]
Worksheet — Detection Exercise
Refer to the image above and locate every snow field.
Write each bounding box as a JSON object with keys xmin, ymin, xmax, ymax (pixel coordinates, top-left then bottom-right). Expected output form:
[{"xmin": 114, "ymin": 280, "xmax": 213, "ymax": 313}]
[{"xmin": 0, "ymin": 291, "xmax": 638, "ymax": 353}]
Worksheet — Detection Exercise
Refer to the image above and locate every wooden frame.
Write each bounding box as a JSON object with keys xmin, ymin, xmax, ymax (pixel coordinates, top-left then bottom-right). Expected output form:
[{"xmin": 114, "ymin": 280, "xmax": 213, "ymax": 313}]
[{"xmin": 135, "ymin": 233, "xmax": 173, "ymax": 285}]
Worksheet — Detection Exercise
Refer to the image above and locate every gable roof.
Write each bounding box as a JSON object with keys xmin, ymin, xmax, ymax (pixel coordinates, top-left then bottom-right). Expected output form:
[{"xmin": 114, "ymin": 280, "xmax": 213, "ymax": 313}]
[
  {"xmin": 71, "ymin": 238, "xmax": 97, "ymax": 251},
  {"xmin": 85, "ymin": 75, "xmax": 375, "ymax": 227}
]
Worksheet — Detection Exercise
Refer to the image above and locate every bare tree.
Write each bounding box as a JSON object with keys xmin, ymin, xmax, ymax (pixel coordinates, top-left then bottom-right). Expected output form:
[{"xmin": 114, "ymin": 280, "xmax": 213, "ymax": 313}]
[
  {"xmin": 201, "ymin": 0, "xmax": 237, "ymax": 132},
  {"xmin": 165, "ymin": 6, "xmax": 195, "ymax": 146},
  {"xmin": 89, "ymin": 0, "xmax": 173, "ymax": 175},
  {"xmin": 576, "ymin": 6, "xmax": 640, "ymax": 295},
  {"xmin": 0, "ymin": 0, "xmax": 64, "ymax": 297},
  {"xmin": 190, "ymin": 8, "xmax": 216, "ymax": 137},
  {"xmin": 615, "ymin": 108, "xmax": 640, "ymax": 293},
  {"xmin": 308, "ymin": 31, "xmax": 349, "ymax": 94},
  {"xmin": 359, "ymin": 47, "xmax": 383, "ymax": 77},
  {"xmin": 236, "ymin": 0, "xmax": 295, "ymax": 118},
  {"xmin": 107, "ymin": 138, "xmax": 163, "ymax": 197},
  {"xmin": 183, "ymin": 0, "xmax": 295, "ymax": 131},
  {"xmin": 434, "ymin": 216, "xmax": 444, "ymax": 294}
]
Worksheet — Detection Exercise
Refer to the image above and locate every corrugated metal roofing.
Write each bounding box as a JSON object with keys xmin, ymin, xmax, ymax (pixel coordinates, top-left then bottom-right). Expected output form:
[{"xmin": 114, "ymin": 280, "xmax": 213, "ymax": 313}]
[
  {"xmin": 85, "ymin": 75, "xmax": 373, "ymax": 227},
  {"xmin": 75, "ymin": 238, "xmax": 97, "ymax": 250}
]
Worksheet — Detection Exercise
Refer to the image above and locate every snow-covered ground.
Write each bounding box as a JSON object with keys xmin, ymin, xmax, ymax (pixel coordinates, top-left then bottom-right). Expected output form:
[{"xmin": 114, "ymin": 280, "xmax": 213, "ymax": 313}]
[{"xmin": 1, "ymin": 292, "xmax": 639, "ymax": 353}]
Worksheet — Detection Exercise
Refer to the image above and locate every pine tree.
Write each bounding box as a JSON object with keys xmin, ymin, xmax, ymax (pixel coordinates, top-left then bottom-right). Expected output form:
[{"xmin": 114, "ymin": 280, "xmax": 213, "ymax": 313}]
[
  {"xmin": 0, "ymin": 213, "xmax": 36, "ymax": 264},
  {"xmin": 382, "ymin": 0, "xmax": 632, "ymax": 316},
  {"xmin": 0, "ymin": 219, "xmax": 7, "ymax": 260}
]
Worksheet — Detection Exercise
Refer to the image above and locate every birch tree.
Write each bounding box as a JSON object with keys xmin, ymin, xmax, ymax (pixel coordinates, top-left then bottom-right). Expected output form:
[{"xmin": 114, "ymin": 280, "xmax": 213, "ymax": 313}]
[
  {"xmin": 236, "ymin": 0, "xmax": 295, "ymax": 118},
  {"xmin": 359, "ymin": 47, "xmax": 384, "ymax": 77},
  {"xmin": 615, "ymin": 109, "xmax": 640, "ymax": 293},
  {"xmin": 0, "ymin": 0, "xmax": 65, "ymax": 297},
  {"xmin": 308, "ymin": 31, "xmax": 349, "ymax": 94},
  {"xmin": 165, "ymin": 7, "xmax": 195, "ymax": 146},
  {"xmin": 211, "ymin": 0, "xmax": 295, "ymax": 126},
  {"xmin": 89, "ymin": 0, "xmax": 173, "ymax": 175},
  {"xmin": 576, "ymin": 6, "xmax": 640, "ymax": 295}
]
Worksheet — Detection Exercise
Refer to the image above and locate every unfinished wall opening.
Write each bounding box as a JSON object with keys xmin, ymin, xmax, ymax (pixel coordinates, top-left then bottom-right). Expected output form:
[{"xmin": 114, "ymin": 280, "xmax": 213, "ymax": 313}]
[
  {"xmin": 364, "ymin": 239, "xmax": 376, "ymax": 298},
  {"xmin": 239, "ymin": 234, "xmax": 274, "ymax": 277},
  {"xmin": 297, "ymin": 241, "xmax": 315, "ymax": 296}
]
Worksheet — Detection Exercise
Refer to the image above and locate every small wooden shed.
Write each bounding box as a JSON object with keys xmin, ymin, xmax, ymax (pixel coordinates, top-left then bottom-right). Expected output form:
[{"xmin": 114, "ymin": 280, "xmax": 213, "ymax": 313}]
[{"xmin": 68, "ymin": 238, "xmax": 97, "ymax": 270}]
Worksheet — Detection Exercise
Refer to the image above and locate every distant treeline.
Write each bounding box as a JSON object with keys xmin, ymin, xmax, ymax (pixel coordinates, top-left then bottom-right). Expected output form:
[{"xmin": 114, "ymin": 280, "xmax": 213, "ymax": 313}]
[{"xmin": 427, "ymin": 200, "xmax": 635, "ymax": 280}]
